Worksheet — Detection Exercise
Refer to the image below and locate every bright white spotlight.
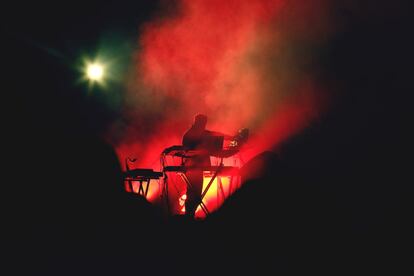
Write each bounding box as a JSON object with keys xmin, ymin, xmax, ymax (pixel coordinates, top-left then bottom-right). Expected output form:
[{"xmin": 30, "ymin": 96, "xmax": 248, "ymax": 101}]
[{"xmin": 86, "ymin": 63, "xmax": 104, "ymax": 81}]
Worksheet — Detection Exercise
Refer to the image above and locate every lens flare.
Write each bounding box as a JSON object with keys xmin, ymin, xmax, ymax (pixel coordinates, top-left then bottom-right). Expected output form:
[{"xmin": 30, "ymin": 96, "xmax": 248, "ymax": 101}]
[
  {"xmin": 77, "ymin": 57, "xmax": 109, "ymax": 88},
  {"xmin": 86, "ymin": 63, "xmax": 104, "ymax": 81}
]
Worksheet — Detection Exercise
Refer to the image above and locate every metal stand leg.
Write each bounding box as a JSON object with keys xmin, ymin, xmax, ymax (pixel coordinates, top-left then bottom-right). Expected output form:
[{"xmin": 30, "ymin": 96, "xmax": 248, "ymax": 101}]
[
  {"xmin": 180, "ymin": 173, "xmax": 210, "ymax": 216},
  {"xmin": 138, "ymin": 180, "xmax": 144, "ymax": 195},
  {"xmin": 128, "ymin": 179, "xmax": 134, "ymax": 193},
  {"xmin": 201, "ymin": 162, "xmax": 223, "ymax": 201},
  {"xmin": 144, "ymin": 180, "xmax": 150, "ymax": 197},
  {"xmin": 162, "ymin": 175, "xmax": 171, "ymax": 215}
]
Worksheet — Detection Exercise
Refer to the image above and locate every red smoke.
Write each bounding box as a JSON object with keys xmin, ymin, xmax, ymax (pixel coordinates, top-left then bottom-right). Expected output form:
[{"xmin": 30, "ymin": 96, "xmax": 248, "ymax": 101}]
[{"xmin": 110, "ymin": 0, "xmax": 332, "ymax": 209}]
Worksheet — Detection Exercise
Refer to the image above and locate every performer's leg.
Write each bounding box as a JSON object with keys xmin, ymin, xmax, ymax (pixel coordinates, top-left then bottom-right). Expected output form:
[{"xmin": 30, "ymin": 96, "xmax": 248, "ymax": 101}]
[{"xmin": 185, "ymin": 169, "xmax": 203, "ymax": 219}]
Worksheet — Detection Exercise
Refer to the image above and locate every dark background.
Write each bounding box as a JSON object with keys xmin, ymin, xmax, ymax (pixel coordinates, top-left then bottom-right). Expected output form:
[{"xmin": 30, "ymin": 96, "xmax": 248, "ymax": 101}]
[{"xmin": 1, "ymin": 0, "xmax": 412, "ymax": 274}]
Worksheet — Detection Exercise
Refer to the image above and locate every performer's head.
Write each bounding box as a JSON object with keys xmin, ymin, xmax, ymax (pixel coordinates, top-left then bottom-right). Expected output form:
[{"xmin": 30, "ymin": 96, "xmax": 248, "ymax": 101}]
[{"xmin": 194, "ymin": 113, "xmax": 207, "ymax": 129}]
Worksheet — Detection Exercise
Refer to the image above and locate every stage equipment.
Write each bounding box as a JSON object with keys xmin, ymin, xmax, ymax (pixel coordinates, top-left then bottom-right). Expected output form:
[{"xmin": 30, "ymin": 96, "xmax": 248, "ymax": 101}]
[
  {"xmin": 160, "ymin": 128, "xmax": 248, "ymax": 216},
  {"xmin": 121, "ymin": 128, "xmax": 248, "ymax": 217},
  {"xmin": 123, "ymin": 158, "xmax": 163, "ymax": 198}
]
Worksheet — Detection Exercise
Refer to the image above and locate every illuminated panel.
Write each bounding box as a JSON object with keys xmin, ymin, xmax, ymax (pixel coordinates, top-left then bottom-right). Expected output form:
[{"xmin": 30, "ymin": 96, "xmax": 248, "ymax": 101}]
[{"xmin": 195, "ymin": 175, "xmax": 233, "ymax": 219}]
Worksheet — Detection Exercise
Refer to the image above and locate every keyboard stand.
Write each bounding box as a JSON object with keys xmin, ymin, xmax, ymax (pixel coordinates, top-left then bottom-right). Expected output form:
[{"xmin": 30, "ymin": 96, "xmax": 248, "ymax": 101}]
[
  {"xmin": 123, "ymin": 167, "xmax": 163, "ymax": 199},
  {"xmin": 161, "ymin": 146, "xmax": 242, "ymax": 218},
  {"xmin": 125, "ymin": 177, "xmax": 151, "ymax": 197},
  {"xmin": 179, "ymin": 173, "xmax": 210, "ymax": 216}
]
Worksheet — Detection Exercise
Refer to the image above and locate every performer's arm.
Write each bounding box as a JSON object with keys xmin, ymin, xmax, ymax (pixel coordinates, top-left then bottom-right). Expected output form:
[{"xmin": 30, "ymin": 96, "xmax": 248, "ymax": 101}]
[{"xmin": 205, "ymin": 130, "xmax": 234, "ymax": 140}]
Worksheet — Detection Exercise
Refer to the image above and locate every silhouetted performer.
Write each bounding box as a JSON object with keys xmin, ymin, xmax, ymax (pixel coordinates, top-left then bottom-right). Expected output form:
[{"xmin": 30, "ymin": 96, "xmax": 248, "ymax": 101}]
[
  {"xmin": 183, "ymin": 114, "xmax": 233, "ymax": 218},
  {"xmin": 181, "ymin": 114, "xmax": 248, "ymax": 218},
  {"xmin": 182, "ymin": 114, "xmax": 211, "ymax": 219}
]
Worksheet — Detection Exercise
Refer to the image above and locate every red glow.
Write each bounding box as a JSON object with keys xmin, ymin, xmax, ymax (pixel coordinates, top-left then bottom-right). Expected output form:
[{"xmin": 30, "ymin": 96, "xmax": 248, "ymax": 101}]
[
  {"xmin": 195, "ymin": 175, "xmax": 234, "ymax": 219},
  {"xmin": 179, "ymin": 194, "xmax": 186, "ymax": 214},
  {"xmin": 110, "ymin": 0, "xmax": 332, "ymax": 216}
]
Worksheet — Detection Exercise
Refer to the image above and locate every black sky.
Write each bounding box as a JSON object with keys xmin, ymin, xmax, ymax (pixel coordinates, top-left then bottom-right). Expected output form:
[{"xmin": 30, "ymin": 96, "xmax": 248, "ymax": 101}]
[{"xmin": 1, "ymin": 0, "xmax": 413, "ymax": 274}]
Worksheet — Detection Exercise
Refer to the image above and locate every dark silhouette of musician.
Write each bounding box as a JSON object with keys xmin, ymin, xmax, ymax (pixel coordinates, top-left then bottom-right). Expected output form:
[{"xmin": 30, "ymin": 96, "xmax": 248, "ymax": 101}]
[
  {"xmin": 181, "ymin": 114, "xmax": 229, "ymax": 218},
  {"xmin": 181, "ymin": 114, "xmax": 249, "ymax": 219},
  {"xmin": 181, "ymin": 114, "xmax": 211, "ymax": 219}
]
